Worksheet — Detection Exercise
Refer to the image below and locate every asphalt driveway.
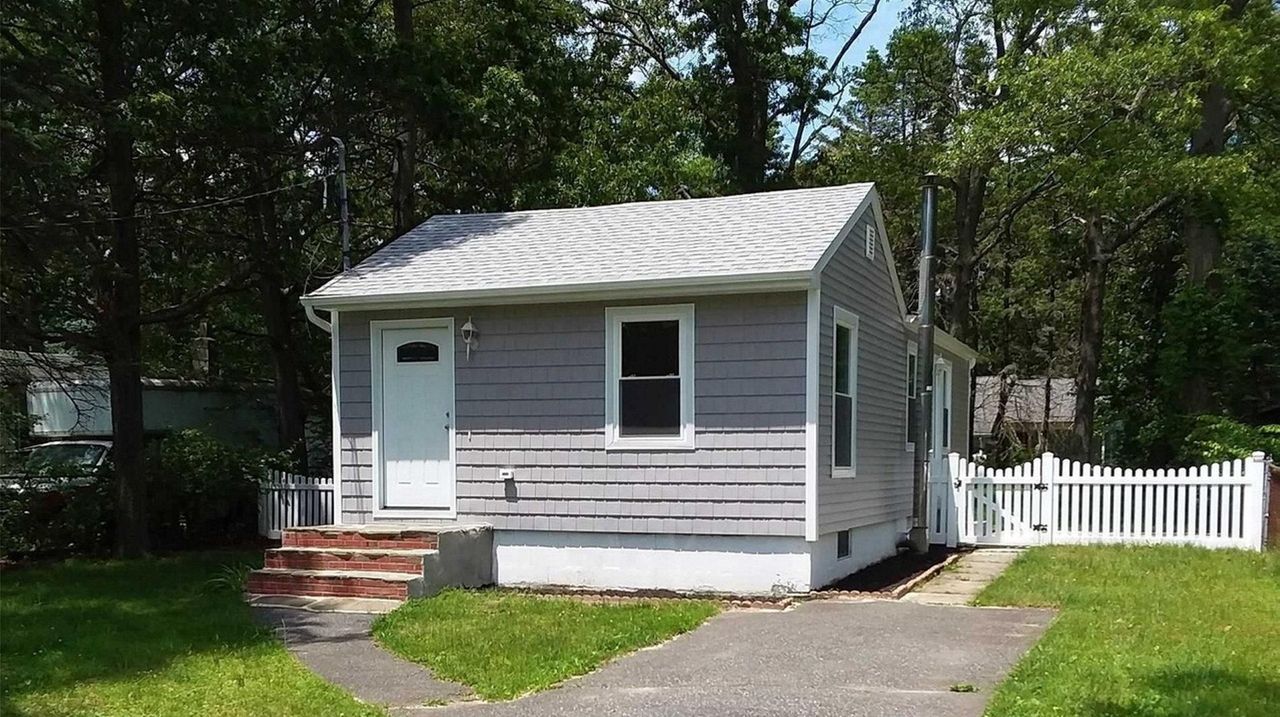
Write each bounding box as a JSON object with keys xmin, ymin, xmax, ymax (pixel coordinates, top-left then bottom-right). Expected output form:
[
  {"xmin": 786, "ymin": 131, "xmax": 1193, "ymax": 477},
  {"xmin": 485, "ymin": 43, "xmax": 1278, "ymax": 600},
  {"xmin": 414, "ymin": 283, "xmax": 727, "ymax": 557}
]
[{"xmin": 430, "ymin": 599, "xmax": 1053, "ymax": 717}]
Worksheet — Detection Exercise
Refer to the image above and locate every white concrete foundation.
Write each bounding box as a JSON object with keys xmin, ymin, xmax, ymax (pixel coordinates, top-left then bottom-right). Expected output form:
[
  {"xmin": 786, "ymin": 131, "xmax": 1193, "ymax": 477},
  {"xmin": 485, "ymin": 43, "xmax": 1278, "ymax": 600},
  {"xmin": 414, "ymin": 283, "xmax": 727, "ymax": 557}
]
[
  {"xmin": 494, "ymin": 531, "xmax": 813, "ymax": 595},
  {"xmin": 809, "ymin": 518, "xmax": 909, "ymax": 590}
]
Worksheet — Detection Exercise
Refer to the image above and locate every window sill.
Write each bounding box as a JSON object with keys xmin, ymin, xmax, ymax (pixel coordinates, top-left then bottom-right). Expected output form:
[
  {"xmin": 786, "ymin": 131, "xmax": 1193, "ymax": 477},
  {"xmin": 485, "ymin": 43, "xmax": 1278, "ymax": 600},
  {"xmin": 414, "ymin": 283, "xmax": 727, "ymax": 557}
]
[
  {"xmin": 905, "ymin": 442, "xmax": 915, "ymax": 453},
  {"xmin": 605, "ymin": 435, "xmax": 696, "ymax": 451},
  {"xmin": 833, "ymin": 467, "xmax": 857, "ymax": 479}
]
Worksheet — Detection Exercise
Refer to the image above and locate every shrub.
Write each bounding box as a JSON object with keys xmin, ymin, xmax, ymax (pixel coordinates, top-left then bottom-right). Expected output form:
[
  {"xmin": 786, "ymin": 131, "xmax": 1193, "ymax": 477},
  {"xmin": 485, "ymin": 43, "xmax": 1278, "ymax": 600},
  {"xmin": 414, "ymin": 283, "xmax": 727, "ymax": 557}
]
[
  {"xmin": 1180, "ymin": 415, "xmax": 1280, "ymax": 464},
  {"xmin": 0, "ymin": 429, "xmax": 289, "ymax": 557}
]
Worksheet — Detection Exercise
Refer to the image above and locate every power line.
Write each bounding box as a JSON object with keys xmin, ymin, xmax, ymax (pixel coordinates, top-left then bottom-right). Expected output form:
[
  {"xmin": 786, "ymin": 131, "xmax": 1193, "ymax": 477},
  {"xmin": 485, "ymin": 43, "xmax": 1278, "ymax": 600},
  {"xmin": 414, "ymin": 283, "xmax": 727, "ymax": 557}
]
[{"xmin": 0, "ymin": 173, "xmax": 335, "ymax": 231}]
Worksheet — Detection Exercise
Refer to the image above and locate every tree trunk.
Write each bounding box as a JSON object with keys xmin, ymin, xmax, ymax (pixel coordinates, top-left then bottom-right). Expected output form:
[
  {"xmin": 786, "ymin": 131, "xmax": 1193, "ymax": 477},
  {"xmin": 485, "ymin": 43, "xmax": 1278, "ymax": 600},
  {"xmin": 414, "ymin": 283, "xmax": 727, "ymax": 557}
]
[
  {"xmin": 392, "ymin": 0, "xmax": 417, "ymax": 234},
  {"xmin": 1071, "ymin": 214, "xmax": 1108, "ymax": 462},
  {"xmin": 1176, "ymin": 0, "xmax": 1249, "ymax": 417},
  {"xmin": 95, "ymin": 0, "xmax": 147, "ymax": 557},
  {"xmin": 950, "ymin": 168, "xmax": 987, "ymax": 345},
  {"xmin": 250, "ymin": 189, "xmax": 308, "ymax": 467}
]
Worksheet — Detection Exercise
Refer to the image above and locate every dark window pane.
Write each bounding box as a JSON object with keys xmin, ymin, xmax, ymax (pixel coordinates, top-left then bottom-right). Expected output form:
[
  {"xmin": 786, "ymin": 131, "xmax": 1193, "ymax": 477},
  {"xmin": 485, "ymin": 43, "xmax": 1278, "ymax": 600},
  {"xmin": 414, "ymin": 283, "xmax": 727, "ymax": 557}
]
[
  {"xmin": 397, "ymin": 341, "xmax": 439, "ymax": 363},
  {"xmin": 622, "ymin": 320, "xmax": 679, "ymax": 377},
  {"xmin": 835, "ymin": 394, "xmax": 853, "ymax": 466},
  {"xmin": 907, "ymin": 353, "xmax": 917, "ymax": 397},
  {"xmin": 837, "ymin": 529, "xmax": 850, "ymax": 558},
  {"xmin": 942, "ymin": 408, "xmax": 951, "ymax": 448},
  {"xmin": 835, "ymin": 325, "xmax": 851, "ymax": 394},
  {"xmin": 619, "ymin": 378, "xmax": 680, "ymax": 435}
]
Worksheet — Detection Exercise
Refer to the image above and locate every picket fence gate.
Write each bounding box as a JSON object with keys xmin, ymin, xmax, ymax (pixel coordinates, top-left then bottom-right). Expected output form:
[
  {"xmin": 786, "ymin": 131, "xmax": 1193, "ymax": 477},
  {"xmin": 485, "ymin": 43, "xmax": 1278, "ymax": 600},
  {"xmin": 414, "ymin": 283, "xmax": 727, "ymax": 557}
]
[
  {"xmin": 258, "ymin": 470, "xmax": 334, "ymax": 539},
  {"xmin": 929, "ymin": 451, "xmax": 1270, "ymax": 550}
]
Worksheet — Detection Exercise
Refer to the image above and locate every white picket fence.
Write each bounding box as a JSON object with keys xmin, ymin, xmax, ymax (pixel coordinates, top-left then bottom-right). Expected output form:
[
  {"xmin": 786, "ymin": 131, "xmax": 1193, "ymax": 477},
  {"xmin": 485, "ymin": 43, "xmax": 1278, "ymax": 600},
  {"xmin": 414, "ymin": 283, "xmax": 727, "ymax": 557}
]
[
  {"xmin": 929, "ymin": 451, "xmax": 1270, "ymax": 550},
  {"xmin": 258, "ymin": 470, "xmax": 334, "ymax": 539}
]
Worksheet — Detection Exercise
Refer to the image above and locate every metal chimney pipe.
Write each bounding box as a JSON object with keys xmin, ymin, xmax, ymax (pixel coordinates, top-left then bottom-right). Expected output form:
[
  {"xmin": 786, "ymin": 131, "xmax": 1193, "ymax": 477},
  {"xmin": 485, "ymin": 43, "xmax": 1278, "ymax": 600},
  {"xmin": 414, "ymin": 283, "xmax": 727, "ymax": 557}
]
[
  {"xmin": 909, "ymin": 173, "xmax": 941, "ymax": 553},
  {"xmin": 332, "ymin": 137, "xmax": 352, "ymax": 271}
]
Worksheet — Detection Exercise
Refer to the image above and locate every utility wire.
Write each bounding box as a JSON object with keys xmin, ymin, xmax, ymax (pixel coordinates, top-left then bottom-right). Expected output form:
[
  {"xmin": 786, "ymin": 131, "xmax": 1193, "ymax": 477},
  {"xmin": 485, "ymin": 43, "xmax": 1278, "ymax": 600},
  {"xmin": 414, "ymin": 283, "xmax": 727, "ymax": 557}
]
[{"xmin": 0, "ymin": 173, "xmax": 335, "ymax": 231}]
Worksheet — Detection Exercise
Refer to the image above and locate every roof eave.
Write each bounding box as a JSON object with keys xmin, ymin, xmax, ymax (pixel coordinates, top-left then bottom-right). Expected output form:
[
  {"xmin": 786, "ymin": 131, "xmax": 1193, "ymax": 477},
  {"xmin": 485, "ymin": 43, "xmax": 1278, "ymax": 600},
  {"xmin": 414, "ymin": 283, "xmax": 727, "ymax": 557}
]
[{"xmin": 300, "ymin": 270, "xmax": 816, "ymax": 311}]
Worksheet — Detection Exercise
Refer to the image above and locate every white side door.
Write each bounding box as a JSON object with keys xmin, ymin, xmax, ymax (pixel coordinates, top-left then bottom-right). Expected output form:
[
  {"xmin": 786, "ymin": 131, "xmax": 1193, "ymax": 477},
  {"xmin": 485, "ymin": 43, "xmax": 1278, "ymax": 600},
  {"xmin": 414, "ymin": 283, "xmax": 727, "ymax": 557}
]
[{"xmin": 376, "ymin": 324, "xmax": 454, "ymax": 509}]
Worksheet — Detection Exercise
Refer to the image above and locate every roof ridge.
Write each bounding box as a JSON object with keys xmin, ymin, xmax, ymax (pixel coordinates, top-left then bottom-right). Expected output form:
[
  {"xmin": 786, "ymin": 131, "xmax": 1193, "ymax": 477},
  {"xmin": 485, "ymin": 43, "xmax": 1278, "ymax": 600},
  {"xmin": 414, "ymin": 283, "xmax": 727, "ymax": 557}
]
[{"xmin": 421, "ymin": 182, "xmax": 876, "ymax": 222}]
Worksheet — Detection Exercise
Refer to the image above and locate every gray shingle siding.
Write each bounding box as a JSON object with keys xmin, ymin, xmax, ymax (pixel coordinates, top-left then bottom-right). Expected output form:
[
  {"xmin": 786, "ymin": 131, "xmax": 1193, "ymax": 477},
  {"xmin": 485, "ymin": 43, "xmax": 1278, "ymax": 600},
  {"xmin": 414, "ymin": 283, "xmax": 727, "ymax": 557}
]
[
  {"xmin": 336, "ymin": 293, "xmax": 807, "ymax": 536},
  {"xmin": 816, "ymin": 212, "xmax": 914, "ymax": 533}
]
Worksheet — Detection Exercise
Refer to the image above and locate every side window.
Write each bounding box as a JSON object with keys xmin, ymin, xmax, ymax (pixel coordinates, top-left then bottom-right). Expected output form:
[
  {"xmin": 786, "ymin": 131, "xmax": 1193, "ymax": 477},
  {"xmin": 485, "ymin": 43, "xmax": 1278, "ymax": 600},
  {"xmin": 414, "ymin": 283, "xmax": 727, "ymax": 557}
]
[
  {"xmin": 833, "ymin": 307, "xmax": 858, "ymax": 477},
  {"xmin": 605, "ymin": 305, "xmax": 695, "ymax": 449},
  {"xmin": 906, "ymin": 341, "xmax": 918, "ymax": 449}
]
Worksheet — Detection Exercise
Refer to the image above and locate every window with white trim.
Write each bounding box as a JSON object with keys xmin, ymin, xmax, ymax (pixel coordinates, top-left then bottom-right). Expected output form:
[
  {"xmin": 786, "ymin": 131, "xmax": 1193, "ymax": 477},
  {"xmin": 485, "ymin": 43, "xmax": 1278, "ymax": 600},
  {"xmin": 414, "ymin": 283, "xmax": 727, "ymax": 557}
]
[
  {"xmin": 906, "ymin": 341, "xmax": 918, "ymax": 450},
  {"xmin": 936, "ymin": 359, "xmax": 953, "ymax": 452},
  {"xmin": 833, "ymin": 307, "xmax": 858, "ymax": 477},
  {"xmin": 605, "ymin": 304, "xmax": 695, "ymax": 449}
]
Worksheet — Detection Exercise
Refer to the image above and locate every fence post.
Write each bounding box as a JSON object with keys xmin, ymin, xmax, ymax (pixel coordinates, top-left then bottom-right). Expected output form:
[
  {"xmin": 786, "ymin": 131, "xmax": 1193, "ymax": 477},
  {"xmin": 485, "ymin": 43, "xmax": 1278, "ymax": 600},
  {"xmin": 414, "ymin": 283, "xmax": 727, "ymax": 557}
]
[
  {"xmin": 1041, "ymin": 452, "xmax": 1057, "ymax": 546},
  {"xmin": 1243, "ymin": 451, "xmax": 1268, "ymax": 551}
]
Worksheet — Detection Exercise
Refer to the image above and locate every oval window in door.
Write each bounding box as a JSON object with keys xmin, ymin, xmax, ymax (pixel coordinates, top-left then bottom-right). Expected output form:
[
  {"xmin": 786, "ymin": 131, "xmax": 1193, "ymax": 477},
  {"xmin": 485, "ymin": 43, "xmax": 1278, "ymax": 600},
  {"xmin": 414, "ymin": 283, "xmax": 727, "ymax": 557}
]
[{"xmin": 396, "ymin": 341, "xmax": 439, "ymax": 363}]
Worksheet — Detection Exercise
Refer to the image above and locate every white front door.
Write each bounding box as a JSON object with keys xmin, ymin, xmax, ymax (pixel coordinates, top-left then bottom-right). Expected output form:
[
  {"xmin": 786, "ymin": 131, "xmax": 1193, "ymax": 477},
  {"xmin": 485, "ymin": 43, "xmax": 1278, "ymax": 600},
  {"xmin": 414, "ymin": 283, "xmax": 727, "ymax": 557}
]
[{"xmin": 377, "ymin": 323, "xmax": 454, "ymax": 509}]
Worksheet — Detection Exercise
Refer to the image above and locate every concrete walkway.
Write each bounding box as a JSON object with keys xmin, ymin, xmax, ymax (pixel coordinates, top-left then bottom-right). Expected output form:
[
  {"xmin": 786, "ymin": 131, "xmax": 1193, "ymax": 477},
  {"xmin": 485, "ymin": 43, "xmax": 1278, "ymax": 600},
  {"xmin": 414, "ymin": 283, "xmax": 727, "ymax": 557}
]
[
  {"xmin": 252, "ymin": 607, "xmax": 471, "ymax": 714},
  {"xmin": 427, "ymin": 600, "xmax": 1052, "ymax": 717},
  {"xmin": 901, "ymin": 548, "xmax": 1024, "ymax": 606}
]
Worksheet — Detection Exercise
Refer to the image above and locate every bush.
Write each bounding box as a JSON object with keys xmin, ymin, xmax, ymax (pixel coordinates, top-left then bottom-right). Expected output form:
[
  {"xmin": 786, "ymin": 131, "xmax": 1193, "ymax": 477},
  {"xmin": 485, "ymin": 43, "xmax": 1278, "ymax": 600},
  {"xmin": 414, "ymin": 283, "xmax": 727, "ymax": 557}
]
[
  {"xmin": 145, "ymin": 429, "xmax": 277, "ymax": 549},
  {"xmin": 0, "ymin": 429, "xmax": 288, "ymax": 557},
  {"xmin": 1180, "ymin": 415, "xmax": 1280, "ymax": 464}
]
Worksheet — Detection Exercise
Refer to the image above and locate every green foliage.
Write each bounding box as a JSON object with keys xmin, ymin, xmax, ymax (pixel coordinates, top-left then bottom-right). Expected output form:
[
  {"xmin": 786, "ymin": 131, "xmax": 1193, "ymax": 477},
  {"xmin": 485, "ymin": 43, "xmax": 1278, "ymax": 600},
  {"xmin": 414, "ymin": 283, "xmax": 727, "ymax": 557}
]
[
  {"xmin": 145, "ymin": 429, "xmax": 278, "ymax": 549},
  {"xmin": 375, "ymin": 589, "xmax": 719, "ymax": 700},
  {"xmin": 1180, "ymin": 415, "xmax": 1280, "ymax": 464},
  {"xmin": 0, "ymin": 430, "xmax": 282, "ymax": 557}
]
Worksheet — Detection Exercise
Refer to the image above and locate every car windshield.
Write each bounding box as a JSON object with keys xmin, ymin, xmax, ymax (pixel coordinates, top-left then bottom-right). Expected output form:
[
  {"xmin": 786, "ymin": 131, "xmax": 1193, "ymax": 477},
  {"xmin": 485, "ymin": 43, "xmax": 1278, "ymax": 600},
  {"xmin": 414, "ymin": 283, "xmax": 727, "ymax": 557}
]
[{"xmin": 25, "ymin": 443, "xmax": 107, "ymax": 470}]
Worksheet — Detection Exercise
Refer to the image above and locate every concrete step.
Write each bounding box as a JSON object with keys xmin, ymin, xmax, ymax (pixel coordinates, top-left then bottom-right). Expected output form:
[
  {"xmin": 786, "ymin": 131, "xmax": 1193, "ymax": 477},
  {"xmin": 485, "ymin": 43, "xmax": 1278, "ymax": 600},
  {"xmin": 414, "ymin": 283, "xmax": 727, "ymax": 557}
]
[
  {"xmin": 247, "ymin": 567, "xmax": 426, "ymax": 600},
  {"xmin": 265, "ymin": 546, "xmax": 436, "ymax": 575}
]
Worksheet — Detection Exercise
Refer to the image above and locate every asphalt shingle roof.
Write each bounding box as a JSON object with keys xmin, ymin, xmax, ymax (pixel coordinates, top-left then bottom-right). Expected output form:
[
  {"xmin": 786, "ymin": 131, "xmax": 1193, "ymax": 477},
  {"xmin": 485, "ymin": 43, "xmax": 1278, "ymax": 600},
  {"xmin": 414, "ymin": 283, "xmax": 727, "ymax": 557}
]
[{"xmin": 307, "ymin": 183, "xmax": 874, "ymax": 302}]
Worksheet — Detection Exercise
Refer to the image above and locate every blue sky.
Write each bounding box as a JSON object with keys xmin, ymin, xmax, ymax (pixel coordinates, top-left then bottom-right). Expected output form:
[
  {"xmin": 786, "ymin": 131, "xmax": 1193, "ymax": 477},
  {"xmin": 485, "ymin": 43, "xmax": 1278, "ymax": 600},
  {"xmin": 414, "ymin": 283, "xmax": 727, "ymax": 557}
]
[{"xmin": 781, "ymin": 0, "xmax": 905, "ymax": 148}]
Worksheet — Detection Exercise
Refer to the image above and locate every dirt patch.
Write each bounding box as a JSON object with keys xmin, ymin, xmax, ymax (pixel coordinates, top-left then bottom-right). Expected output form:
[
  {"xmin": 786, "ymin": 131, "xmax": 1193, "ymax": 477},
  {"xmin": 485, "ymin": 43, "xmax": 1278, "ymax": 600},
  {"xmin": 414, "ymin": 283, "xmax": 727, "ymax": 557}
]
[{"xmin": 818, "ymin": 547, "xmax": 962, "ymax": 594}]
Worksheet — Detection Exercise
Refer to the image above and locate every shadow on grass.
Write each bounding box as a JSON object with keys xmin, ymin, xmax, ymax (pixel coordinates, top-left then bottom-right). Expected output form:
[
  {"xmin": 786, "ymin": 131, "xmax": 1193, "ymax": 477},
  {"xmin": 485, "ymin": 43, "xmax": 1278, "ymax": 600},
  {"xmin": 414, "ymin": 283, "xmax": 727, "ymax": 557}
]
[
  {"xmin": 0, "ymin": 552, "xmax": 266, "ymax": 701},
  {"xmin": 1086, "ymin": 667, "xmax": 1280, "ymax": 717}
]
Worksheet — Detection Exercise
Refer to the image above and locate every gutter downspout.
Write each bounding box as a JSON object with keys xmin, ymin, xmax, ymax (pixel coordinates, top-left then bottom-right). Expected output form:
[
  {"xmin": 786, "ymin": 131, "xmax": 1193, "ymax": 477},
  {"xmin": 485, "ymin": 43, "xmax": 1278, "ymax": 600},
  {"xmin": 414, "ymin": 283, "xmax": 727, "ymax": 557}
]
[
  {"xmin": 304, "ymin": 304, "xmax": 332, "ymax": 334},
  {"xmin": 909, "ymin": 173, "xmax": 941, "ymax": 553}
]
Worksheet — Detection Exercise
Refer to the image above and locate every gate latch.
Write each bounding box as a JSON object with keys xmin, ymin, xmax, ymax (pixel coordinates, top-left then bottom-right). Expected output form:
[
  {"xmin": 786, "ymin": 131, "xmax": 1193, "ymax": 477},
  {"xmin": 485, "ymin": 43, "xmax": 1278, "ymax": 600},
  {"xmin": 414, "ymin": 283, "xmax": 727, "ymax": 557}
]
[
  {"xmin": 1033, "ymin": 482, "xmax": 1049, "ymax": 491},
  {"xmin": 1032, "ymin": 524, "xmax": 1048, "ymax": 532}
]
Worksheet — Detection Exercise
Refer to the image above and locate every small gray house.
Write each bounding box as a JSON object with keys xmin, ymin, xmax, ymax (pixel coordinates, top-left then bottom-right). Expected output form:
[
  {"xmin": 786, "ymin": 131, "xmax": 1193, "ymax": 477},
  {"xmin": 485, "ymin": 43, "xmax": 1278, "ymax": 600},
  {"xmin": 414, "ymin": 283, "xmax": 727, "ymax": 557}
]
[{"xmin": 291, "ymin": 184, "xmax": 976, "ymax": 597}]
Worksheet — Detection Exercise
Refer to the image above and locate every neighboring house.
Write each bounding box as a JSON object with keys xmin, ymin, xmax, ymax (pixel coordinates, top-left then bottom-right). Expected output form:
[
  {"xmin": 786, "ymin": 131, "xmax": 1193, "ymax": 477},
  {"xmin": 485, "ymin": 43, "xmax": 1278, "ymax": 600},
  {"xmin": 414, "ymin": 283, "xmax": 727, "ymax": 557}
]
[
  {"xmin": 292, "ymin": 184, "xmax": 977, "ymax": 596},
  {"xmin": 973, "ymin": 376, "xmax": 1075, "ymax": 456},
  {"xmin": 0, "ymin": 349, "xmax": 277, "ymax": 450}
]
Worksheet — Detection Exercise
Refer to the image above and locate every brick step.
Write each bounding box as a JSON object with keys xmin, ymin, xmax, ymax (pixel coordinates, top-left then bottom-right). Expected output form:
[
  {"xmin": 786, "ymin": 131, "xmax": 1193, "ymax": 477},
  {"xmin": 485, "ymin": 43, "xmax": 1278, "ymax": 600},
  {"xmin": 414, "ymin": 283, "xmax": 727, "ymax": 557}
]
[
  {"xmin": 246, "ymin": 567, "xmax": 425, "ymax": 601},
  {"xmin": 264, "ymin": 546, "xmax": 434, "ymax": 575},
  {"xmin": 282, "ymin": 526, "xmax": 439, "ymax": 551}
]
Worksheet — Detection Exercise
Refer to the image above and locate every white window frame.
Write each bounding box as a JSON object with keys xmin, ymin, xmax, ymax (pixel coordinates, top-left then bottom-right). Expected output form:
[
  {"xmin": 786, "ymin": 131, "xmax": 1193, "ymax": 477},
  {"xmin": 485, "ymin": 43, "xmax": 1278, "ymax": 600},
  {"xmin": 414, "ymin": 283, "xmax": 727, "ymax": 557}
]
[
  {"xmin": 604, "ymin": 304, "xmax": 695, "ymax": 450},
  {"xmin": 906, "ymin": 340, "xmax": 918, "ymax": 452},
  {"xmin": 935, "ymin": 357, "xmax": 954, "ymax": 453},
  {"xmin": 832, "ymin": 306, "xmax": 858, "ymax": 478}
]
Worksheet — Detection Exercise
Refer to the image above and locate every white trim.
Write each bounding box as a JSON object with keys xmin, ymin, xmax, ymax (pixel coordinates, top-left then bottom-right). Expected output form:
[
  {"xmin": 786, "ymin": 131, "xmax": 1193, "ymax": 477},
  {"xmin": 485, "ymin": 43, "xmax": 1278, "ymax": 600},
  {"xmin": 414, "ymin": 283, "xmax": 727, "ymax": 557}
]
[
  {"xmin": 369, "ymin": 316, "xmax": 458, "ymax": 520},
  {"xmin": 832, "ymin": 306, "xmax": 859, "ymax": 479},
  {"xmin": 603, "ymin": 304, "xmax": 696, "ymax": 450},
  {"xmin": 804, "ymin": 288, "xmax": 821, "ymax": 541},
  {"xmin": 907, "ymin": 318, "xmax": 981, "ymax": 362},
  {"xmin": 329, "ymin": 311, "xmax": 342, "ymax": 525},
  {"xmin": 935, "ymin": 357, "xmax": 954, "ymax": 453},
  {"xmin": 906, "ymin": 339, "xmax": 918, "ymax": 453},
  {"xmin": 303, "ymin": 271, "xmax": 812, "ymax": 311}
]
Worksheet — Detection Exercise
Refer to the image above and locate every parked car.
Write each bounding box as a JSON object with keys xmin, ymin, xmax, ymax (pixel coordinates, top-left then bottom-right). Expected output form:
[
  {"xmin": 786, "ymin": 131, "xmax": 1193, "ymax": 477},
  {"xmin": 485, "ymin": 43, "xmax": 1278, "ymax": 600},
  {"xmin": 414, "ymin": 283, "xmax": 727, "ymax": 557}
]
[{"xmin": 2, "ymin": 439, "xmax": 112, "ymax": 492}]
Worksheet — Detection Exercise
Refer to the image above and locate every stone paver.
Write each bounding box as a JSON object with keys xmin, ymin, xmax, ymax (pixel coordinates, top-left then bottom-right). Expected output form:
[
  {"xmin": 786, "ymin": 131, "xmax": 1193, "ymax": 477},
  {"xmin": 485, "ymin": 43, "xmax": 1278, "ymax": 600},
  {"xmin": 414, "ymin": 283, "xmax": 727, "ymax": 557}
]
[
  {"xmin": 252, "ymin": 607, "xmax": 470, "ymax": 714},
  {"xmin": 425, "ymin": 599, "xmax": 1052, "ymax": 717},
  {"xmin": 901, "ymin": 548, "xmax": 1024, "ymax": 606}
]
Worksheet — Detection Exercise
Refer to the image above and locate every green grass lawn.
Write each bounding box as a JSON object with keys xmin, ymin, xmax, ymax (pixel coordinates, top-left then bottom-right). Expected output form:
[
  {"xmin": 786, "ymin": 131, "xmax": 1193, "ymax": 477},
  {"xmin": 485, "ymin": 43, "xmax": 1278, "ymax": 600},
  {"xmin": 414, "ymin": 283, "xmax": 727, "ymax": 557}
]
[
  {"xmin": 373, "ymin": 589, "xmax": 719, "ymax": 700},
  {"xmin": 0, "ymin": 552, "xmax": 379, "ymax": 717},
  {"xmin": 977, "ymin": 545, "xmax": 1280, "ymax": 717}
]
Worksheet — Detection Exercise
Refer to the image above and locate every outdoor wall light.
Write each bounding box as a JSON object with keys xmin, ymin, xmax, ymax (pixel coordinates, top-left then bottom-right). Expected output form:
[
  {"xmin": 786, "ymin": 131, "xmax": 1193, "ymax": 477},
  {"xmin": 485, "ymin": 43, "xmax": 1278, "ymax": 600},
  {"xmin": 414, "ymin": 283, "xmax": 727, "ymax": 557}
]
[{"xmin": 461, "ymin": 317, "xmax": 478, "ymax": 359}]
